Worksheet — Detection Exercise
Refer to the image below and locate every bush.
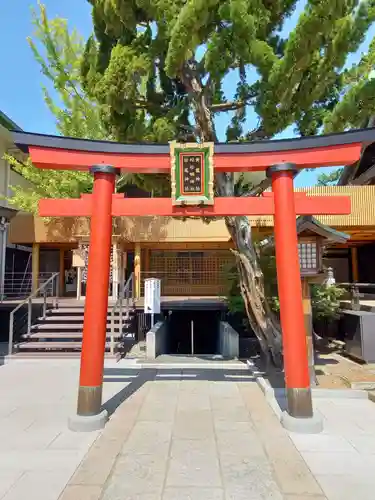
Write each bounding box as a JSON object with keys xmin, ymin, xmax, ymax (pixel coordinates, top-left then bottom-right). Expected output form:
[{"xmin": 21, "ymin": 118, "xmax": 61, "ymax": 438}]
[
  {"xmin": 225, "ymin": 247, "xmax": 344, "ymax": 335},
  {"xmin": 310, "ymin": 284, "xmax": 345, "ymax": 320}
]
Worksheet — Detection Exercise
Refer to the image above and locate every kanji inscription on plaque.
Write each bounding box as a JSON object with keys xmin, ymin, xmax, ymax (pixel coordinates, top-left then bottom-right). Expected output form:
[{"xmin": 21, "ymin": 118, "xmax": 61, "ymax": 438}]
[
  {"xmin": 170, "ymin": 142, "xmax": 214, "ymax": 206},
  {"xmin": 181, "ymin": 154, "xmax": 203, "ymax": 194}
]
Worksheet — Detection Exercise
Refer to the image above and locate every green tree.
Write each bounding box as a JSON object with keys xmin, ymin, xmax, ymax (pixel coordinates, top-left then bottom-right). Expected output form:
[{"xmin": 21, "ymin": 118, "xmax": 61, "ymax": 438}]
[
  {"xmin": 5, "ymin": 3, "xmax": 98, "ymax": 212},
  {"xmin": 9, "ymin": 1, "xmax": 375, "ymax": 366},
  {"xmin": 316, "ymin": 168, "xmax": 344, "ymax": 186},
  {"xmin": 324, "ymin": 37, "xmax": 375, "ymax": 132},
  {"xmin": 78, "ymin": 0, "xmax": 375, "ymax": 366},
  {"xmin": 29, "ymin": 2, "xmax": 107, "ymax": 140},
  {"xmin": 7, "ymin": 3, "xmax": 149, "ymax": 211}
]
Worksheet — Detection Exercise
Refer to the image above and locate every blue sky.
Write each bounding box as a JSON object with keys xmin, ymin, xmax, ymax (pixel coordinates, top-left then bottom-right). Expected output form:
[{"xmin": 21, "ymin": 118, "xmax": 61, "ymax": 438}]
[{"xmin": 0, "ymin": 0, "xmax": 374, "ymax": 187}]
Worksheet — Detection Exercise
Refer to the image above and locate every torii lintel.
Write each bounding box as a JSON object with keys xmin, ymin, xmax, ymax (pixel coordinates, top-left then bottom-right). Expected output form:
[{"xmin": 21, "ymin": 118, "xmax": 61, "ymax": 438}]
[{"xmin": 38, "ymin": 193, "xmax": 351, "ymax": 218}]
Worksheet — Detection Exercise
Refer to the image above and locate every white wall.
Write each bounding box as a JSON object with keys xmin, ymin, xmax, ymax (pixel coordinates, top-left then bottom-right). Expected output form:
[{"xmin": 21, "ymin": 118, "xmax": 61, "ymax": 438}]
[{"xmin": 218, "ymin": 321, "xmax": 239, "ymax": 359}]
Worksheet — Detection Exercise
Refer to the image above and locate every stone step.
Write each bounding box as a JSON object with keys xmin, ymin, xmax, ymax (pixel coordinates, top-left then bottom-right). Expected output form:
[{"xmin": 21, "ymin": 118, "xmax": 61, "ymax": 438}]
[
  {"xmin": 22, "ymin": 331, "xmax": 128, "ymax": 339},
  {"xmin": 36, "ymin": 315, "xmax": 133, "ymax": 324},
  {"xmin": 16, "ymin": 341, "xmax": 120, "ymax": 351},
  {"xmin": 30, "ymin": 323, "xmax": 133, "ymax": 332},
  {"xmin": 46, "ymin": 308, "xmax": 136, "ymax": 316},
  {"xmin": 7, "ymin": 351, "xmax": 118, "ymax": 359},
  {"xmin": 124, "ymin": 341, "xmax": 147, "ymax": 359}
]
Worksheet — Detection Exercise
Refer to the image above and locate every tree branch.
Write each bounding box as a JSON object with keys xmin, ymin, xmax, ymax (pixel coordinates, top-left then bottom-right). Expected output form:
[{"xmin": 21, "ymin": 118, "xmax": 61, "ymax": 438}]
[
  {"xmin": 246, "ymin": 126, "xmax": 269, "ymax": 141},
  {"xmin": 242, "ymin": 178, "xmax": 272, "ymax": 197},
  {"xmin": 210, "ymin": 100, "xmax": 247, "ymax": 112},
  {"xmin": 242, "ymin": 170, "xmax": 302, "ymax": 198}
]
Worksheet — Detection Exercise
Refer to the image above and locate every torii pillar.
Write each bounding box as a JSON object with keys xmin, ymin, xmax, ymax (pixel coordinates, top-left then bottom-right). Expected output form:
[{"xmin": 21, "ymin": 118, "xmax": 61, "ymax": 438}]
[
  {"xmin": 68, "ymin": 165, "xmax": 117, "ymax": 432},
  {"xmin": 11, "ymin": 129, "xmax": 361, "ymax": 435},
  {"xmin": 267, "ymin": 163, "xmax": 321, "ymax": 432}
]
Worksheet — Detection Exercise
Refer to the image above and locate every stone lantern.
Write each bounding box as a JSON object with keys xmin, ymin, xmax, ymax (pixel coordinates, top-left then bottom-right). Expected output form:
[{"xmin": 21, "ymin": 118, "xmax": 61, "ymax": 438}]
[
  {"xmin": 260, "ymin": 216, "xmax": 349, "ymax": 385},
  {"xmin": 296, "ymin": 216, "xmax": 349, "ymax": 385}
]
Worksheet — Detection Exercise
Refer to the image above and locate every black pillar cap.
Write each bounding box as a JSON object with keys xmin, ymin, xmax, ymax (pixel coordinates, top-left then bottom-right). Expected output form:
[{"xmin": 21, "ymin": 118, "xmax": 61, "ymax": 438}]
[
  {"xmin": 266, "ymin": 162, "xmax": 298, "ymax": 178},
  {"xmin": 90, "ymin": 164, "xmax": 119, "ymax": 175}
]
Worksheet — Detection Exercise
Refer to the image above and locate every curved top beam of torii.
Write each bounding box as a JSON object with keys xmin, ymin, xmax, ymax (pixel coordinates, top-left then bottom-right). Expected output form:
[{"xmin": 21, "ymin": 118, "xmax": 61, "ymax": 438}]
[{"xmin": 12, "ymin": 128, "xmax": 375, "ymax": 174}]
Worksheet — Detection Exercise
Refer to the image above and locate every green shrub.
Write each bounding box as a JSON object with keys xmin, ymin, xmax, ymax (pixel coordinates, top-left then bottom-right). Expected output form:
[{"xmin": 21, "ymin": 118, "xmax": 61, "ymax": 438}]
[
  {"xmin": 225, "ymin": 247, "xmax": 344, "ymax": 329},
  {"xmin": 310, "ymin": 284, "xmax": 345, "ymax": 320}
]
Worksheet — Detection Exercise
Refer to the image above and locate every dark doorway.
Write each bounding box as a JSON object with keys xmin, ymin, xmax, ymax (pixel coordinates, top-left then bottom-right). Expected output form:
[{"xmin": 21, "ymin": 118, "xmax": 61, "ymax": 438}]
[
  {"xmin": 168, "ymin": 310, "xmax": 220, "ymax": 355},
  {"xmin": 125, "ymin": 252, "xmax": 135, "ymax": 282}
]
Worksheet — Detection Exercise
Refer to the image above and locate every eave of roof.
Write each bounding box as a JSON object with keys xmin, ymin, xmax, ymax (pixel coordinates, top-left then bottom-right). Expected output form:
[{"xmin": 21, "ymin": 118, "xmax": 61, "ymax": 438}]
[
  {"xmin": 12, "ymin": 127, "xmax": 375, "ymax": 155},
  {"xmin": 296, "ymin": 215, "xmax": 350, "ymax": 243},
  {"xmin": 260, "ymin": 215, "xmax": 350, "ymax": 251},
  {"xmin": 0, "ymin": 111, "xmax": 22, "ymax": 132}
]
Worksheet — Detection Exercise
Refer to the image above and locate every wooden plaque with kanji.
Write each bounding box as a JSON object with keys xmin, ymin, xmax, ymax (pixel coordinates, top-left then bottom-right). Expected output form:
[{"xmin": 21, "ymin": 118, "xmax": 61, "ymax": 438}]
[{"xmin": 170, "ymin": 142, "xmax": 214, "ymax": 206}]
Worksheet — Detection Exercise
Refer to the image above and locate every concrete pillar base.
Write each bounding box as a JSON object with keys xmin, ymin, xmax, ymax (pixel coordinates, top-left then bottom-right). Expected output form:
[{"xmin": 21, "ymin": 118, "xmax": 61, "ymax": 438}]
[
  {"xmin": 281, "ymin": 410, "xmax": 323, "ymax": 434},
  {"xmin": 68, "ymin": 410, "xmax": 108, "ymax": 433}
]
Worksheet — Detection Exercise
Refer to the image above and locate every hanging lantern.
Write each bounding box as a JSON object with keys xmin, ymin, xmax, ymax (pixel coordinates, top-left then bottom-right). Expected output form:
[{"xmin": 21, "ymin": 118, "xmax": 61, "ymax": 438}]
[{"xmin": 298, "ymin": 237, "xmax": 322, "ymax": 277}]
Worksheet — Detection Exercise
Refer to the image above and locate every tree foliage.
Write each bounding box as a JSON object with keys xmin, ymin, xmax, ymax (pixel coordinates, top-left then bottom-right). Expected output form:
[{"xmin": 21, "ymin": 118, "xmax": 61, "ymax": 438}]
[
  {"xmin": 29, "ymin": 2, "xmax": 107, "ymax": 140},
  {"xmin": 5, "ymin": 154, "xmax": 93, "ymax": 214},
  {"xmin": 8, "ymin": 0, "xmax": 375, "ymax": 365},
  {"xmin": 78, "ymin": 1, "xmax": 375, "ymax": 365},
  {"xmin": 324, "ymin": 36, "xmax": 375, "ymax": 132},
  {"xmin": 316, "ymin": 168, "xmax": 344, "ymax": 186},
  {"xmin": 5, "ymin": 3, "xmax": 100, "ymax": 213},
  {"xmin": 81, "ymin": 0, "xmax": 375, "ymax": 141},
  {"xmin": 311, "ymin": 284, "xmax": 345, "ymax": 320}
]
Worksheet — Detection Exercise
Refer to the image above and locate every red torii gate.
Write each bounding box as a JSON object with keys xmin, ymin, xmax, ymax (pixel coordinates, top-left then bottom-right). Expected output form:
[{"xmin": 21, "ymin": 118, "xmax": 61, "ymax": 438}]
[{"xmin": 13, "ymin": 129, "xmax": 374, "ymax": 433}]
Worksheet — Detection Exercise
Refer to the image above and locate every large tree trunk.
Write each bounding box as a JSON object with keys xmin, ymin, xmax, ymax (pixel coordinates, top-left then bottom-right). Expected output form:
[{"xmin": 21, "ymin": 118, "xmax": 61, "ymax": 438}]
[
  {"xmin": 221, "ymin": 204, "xmax": 282, "ymax": 368},
  {"xmin": 180, "ymin": 59, "xmax": 283, "ymax": 368}
]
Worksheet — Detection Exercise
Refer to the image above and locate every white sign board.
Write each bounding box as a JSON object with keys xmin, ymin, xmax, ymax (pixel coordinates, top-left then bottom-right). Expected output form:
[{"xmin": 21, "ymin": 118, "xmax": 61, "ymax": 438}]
[{"xmin": 144, "ymin": 278, "xmax": 161, "ymax": 315}]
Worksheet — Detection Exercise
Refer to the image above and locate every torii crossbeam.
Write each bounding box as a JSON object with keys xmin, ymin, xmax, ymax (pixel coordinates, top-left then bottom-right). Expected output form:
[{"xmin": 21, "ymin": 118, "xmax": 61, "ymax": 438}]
[
  {"xmin": 13, "ymin": 128, "xmax": 374, "ymax": 434},
  {"xmin": 39, "ymin": 192, "xmax": 350, "ymax": 217}
]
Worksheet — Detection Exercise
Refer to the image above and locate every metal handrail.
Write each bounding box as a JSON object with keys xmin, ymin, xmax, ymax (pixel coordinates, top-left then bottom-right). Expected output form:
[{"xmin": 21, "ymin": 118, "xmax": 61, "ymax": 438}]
[
  {"xmin": 8, "ymin": 272, "xmax": 60, "ymax": 356},
  {"xmin": 110, "ymin": 273, "xmax": 134, "ymax": 355}
]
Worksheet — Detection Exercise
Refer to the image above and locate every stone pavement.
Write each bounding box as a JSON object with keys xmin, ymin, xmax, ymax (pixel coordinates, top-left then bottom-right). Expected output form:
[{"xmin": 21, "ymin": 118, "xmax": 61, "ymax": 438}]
[
  {"xmin": 60, "ymin": 368, "xmax": 325, "ymax": 500},
  {"xmin": 289, "ymin": 396, "xmax": 375, "ymax": 500},
  {"xmin": 2, "ymin": 359, "xmax": 375, "ymax": 499},
  {"xmin": 0, "ymin": 359, "xmax": 137, "ymax": 500}
]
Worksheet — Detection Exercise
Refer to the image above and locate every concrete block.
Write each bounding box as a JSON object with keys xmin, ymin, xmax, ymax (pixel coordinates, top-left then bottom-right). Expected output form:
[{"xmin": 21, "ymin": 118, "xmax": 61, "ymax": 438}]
[
  {"xmin": 122, "ymin": 421, "xmax": 172, "ymax": 456},
  {"xmin": 59, "ymin": 485, "xmax": 103, "ymax": 500},
  {"xmin": 2, "ymin": 470, "xmax": 69, "ymax": 500},
  {"xmin": 271, "ymin": 457, "xmax": 324, "ymax": 496},
  {"xmin": 70, "ymin": 451, "xmax": 117, "ymax": 487},
  {"xmin": 0, "ymin": 471, "xmax": 24, "ymax": 498},
  {"xmin": 317, "ymin": 473, "xmax": 375, "ymax": 500},
  {"xmin": 163, "ymin": 487, "xmax": 224, "ymax": 499},
  {"xmin": 102, "ymin": 481, "xmax": 162, "ymax": 500},
  {"xmin": 215, "ymin": 429, "xmax": 265, "ymax": 458},
  {"xmin": 48, "ymin": 430, "xmax": 99, "ymax": 450},
  {"xmin": 173, "ymin": 414, "xmax": 215, "ymax": 440},
  {"xmin": 289, "ymin": 433, "xmax": 356, "ymax": 453},
  {"xmin": 212, "ymin": 405, "xmax": 250, "ymax": 422},
  {"xmin": 301, "ymin": 450, "xmax": 366, "ymax": 477},
  {"xmin": 224, "ymin": 485, "xmax": 283, "ymax": 500},
  {"xmin": 146, "ymin": 321, "xmax": 167, "ymax": 359},
  {"xmin": 281, "ymin": 411, "xmax": 323, "ymax": 434},
  {"xmin": 218, "ymin": 322, "xmax": 239, "ymax": 358},
  {"xmin": 111, "ymin": 453, "xmax": 167, "ymax": 489},
  {"xmin": 68, "ymin": 410, "xmax": 108, "ymax": 432},
  {"xmin": 220, "ymin": 454, "xmax": 283, "ymax": 498},
  {"xmin": 167, "ymin": 439, "xmax": 221, "ymax": 488}
]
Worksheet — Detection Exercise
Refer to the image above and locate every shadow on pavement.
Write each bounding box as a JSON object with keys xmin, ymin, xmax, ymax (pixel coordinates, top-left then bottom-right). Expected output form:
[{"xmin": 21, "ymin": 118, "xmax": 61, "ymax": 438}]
[
  {"xmin": 0, "ymin": 342, "xmax": 7, "ymax": 367},
  {"xmin": 102, "ymin": 368, "xmax": 156, "ymax": 417},
  {"xmin": 102, "ymin": 367, "xmax": 256, "ymax": 417}
]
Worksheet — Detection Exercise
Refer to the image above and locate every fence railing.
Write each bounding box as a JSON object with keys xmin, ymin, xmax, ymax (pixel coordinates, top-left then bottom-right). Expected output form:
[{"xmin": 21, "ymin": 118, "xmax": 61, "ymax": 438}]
[
  {"xmin": 110, "ymin": 273, "xmax": 134, "ymax": 355},
  {"xmin": 140, "ymin": 271, "xmax": 230, "ymax": 297},
  {"xmin": 8, "ymin": 273, "xmax": 60, "ymax": 356},
  {"xmin": 1, "ymin": 272, "xmax": 57, "ymax": 300},
  {"xmin": 338, "ymin": 282, "xmax": 375, "ymax": 310}
]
